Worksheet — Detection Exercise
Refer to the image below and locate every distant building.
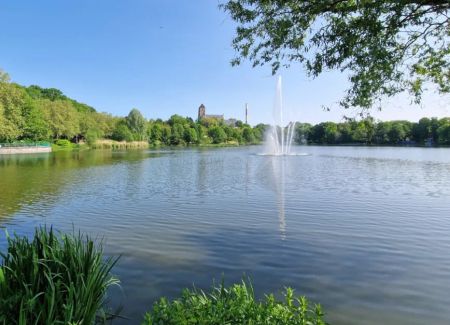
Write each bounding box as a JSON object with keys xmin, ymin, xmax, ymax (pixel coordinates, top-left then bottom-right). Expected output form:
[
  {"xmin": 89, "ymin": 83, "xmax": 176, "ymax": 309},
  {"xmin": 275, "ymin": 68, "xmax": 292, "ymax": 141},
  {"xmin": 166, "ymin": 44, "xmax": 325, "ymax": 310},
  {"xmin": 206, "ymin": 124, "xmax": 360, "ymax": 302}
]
[
  {"xmin": 198, "ymin": 104, "xmax": 224, "ymax": 121},
  {"xmin": 224, "ymin": 118, "xmax": 237, "ymax": 127}
]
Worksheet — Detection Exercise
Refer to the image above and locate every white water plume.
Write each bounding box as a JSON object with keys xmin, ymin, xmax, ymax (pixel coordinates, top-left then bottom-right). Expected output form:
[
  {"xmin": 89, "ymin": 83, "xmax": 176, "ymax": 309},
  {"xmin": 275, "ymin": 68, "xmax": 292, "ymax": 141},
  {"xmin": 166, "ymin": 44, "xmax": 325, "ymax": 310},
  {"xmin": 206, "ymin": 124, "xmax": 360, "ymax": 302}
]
[{"xmin": 263, "ymin": 76, "xmax": 297, "ymax": 156}]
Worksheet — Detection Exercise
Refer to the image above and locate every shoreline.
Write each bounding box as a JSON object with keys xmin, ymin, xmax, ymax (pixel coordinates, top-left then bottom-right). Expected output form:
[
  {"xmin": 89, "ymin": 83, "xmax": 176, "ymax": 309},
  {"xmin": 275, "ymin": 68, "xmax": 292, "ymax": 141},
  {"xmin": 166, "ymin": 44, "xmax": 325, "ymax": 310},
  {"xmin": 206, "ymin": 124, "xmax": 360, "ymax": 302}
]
[{"xmin": 0, "ymin": 146, "xmax": 52, "ymax": 155}]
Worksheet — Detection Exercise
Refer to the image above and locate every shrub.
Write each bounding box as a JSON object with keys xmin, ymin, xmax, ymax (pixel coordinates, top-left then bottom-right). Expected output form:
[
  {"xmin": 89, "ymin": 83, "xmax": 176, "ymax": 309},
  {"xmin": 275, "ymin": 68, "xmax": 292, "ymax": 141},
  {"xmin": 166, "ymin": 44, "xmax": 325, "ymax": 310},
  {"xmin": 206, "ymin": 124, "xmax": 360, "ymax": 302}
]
[
  {"xmin": 0, "ymin": 227, "xmax": 119, "ymax": 325},
  {"xmin": 142, "ymin": 280, "xmax": 327, "ymax": 325},
  {"xmin": 86, "ymin": 129, "xmax": 99, "ymax": 147},
  {"xmin": 54, "ymin": 139, "xmax": 72, "ymax": 147}
]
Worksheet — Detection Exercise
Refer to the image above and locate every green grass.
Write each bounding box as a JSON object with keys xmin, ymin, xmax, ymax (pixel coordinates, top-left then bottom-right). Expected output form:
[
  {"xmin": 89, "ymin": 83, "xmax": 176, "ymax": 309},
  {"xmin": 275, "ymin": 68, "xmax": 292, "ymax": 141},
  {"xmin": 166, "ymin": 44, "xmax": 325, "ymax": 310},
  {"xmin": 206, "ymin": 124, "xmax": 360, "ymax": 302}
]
[
  {"xmin": 0, "ymin": 227, "xmax": 119, "ymax": 325},
  {"xmin": 142, "ymin": 280, "xmax": 327, "ymax": 325}
]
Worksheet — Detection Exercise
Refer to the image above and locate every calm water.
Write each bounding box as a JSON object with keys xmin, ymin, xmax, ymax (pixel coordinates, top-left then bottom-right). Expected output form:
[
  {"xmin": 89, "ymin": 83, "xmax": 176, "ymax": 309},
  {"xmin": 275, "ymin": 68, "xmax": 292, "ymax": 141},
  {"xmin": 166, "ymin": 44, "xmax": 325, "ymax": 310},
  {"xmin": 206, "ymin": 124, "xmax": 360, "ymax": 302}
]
[{"xmin": 1, "ymin": 146, "xmax": 450, "ymax": 324}]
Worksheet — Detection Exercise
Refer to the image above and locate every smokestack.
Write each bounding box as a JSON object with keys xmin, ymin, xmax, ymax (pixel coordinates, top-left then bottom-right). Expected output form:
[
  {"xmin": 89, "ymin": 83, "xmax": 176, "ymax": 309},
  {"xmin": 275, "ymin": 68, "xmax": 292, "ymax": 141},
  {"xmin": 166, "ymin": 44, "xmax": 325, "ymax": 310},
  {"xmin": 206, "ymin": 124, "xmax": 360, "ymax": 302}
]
[{"xmin": 245, "ymin": 103, "xmax": 248, "ymax": 124}]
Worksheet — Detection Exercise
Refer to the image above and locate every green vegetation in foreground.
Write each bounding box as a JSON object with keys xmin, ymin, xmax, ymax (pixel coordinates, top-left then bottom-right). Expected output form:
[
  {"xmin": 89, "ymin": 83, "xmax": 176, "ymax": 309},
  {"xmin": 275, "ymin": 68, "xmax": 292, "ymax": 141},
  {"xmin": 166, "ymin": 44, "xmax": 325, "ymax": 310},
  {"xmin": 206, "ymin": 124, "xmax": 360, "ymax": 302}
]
[
  {"xmin": 143, "ymin": 280, "xmax": 326, "ymax": 325},
  {"xmin": 0, "ymin": 227, "xmax": 119, "ymax": 325},
  {"xmin": 0, "ymin": 227, "xmax": 327, "ymax": 324}
]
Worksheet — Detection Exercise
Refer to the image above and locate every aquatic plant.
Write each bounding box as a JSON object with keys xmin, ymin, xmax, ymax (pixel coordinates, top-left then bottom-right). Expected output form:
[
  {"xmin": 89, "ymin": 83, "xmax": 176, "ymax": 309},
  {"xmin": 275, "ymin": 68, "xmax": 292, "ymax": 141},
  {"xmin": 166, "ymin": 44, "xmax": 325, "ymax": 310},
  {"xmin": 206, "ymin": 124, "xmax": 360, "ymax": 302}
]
[
  {"xmin": 0, "ymin": 227, "xmax": 119, "ymax": 325},
  {"xmin": 142, "ymin": 280, "xmax": 327, "ymax": 325},
  {"xmin": 90, "ymin": 139, "xmax": 149, "ymax": 150}
]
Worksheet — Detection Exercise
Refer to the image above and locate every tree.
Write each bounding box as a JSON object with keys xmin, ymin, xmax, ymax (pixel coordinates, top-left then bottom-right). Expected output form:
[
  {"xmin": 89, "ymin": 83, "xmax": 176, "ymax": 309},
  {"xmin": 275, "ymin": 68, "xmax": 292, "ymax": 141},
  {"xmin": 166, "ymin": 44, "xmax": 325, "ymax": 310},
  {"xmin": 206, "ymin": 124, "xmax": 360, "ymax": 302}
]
[
  {"xmin": 112, "ymin": 120, "xmax": 134, "ymax": 142},
  {"xmin": 222, "ymin": 1, "xmax": 450, "ymax": 109},
  {"xmin": 323, "ymin": 122, "xmax": 340, "ymax": 144},
  {"xmin": 437, "ymin": 118, "xmax": 450, "ymax": 144},
  {"xmin": 242, "ymin": 127, "xmax": 256, "ymax": 143},
  {"xmin": 170, "ymin": 123, "xmax": 185, "ymax": 145},
  {"xmin": 39, "ymin": 99, "xmax": 80, "ymax": 139},
  {"xmin": 22, "ymin": 101, "xmax": 50, "ymax": 140},
  {"xmin": 0, "ymin": 68, "xmax": 10, "ymax": 83},
  {"xmin": 184, "ymin": 127, "xmax": 198, "ymax": 144},
  {"xmin": 126, "ymin": 108, "xmax": 146, "ymax": 140},
  {"xmin": 0, "ymin": 83, "xmax": 27, "ymax": 141},
  {"xmin": 208, "ymin": 126, "xmax": 227, "ymax": 144}
]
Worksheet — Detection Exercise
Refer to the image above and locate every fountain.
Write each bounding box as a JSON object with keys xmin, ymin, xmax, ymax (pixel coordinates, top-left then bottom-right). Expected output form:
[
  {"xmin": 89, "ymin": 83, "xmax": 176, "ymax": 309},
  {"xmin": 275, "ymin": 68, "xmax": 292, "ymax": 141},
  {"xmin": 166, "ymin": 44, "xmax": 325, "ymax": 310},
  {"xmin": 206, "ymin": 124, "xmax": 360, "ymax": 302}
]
[{"xmin": 263, "ymin": 76, "xmax": 297, "ymax": 155}]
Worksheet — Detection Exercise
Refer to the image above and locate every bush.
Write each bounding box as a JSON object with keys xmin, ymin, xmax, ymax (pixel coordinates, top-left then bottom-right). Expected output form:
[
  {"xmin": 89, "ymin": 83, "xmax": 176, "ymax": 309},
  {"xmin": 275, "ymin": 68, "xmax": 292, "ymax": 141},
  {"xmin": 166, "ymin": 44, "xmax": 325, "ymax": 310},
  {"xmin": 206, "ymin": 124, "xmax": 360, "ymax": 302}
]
[
  {"xmin": 143, "ymin": 280, "xmax": 326, "ymax": 325},
  {"xmin": 54, "ymin": 139, "xmax": 72, "ymax": 147},
  {"xmin": 0, "ymin": 227, "xmax": 119, "ymax": 325},
  {"xmin": 86, "ymin": 129, "xmax": 99, "ymax": 147}
]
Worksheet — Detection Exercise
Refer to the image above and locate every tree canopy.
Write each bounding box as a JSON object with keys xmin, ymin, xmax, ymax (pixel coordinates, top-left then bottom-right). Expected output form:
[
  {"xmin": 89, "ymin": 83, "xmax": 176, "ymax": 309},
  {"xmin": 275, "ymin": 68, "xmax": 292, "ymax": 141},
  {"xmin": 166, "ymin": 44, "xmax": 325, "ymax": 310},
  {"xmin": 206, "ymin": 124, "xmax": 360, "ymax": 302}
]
[{"xmin": 222, "ymin": 0, "xmax": 450, "ymax": 109}]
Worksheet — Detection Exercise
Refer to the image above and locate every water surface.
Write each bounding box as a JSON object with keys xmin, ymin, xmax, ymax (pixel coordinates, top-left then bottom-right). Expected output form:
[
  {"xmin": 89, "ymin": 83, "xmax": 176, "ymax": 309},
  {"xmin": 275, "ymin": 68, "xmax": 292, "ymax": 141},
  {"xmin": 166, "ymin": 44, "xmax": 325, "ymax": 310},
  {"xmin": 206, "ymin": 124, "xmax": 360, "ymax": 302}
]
[{"xmin": 1, "ymin": 146, "xmax": 449, "ymax": 325}]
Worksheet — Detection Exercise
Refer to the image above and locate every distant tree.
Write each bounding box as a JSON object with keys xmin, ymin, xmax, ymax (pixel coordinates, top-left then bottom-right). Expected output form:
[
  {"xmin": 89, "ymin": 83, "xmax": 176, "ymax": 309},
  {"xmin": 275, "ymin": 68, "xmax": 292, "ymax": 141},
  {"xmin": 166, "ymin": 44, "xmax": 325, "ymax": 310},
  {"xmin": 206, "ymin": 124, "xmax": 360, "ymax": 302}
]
[
  {"xmin": 85, "ymin": 129, "xmax": 99, "ymax": 146},
  {"xmin": 112, "ymin": 120, "xmax": 134, "ymax": 142},
  {"xmin": 0, "ymin": 83, "xmax": 27, "ymax": 141},
  {"xmin": 22, "ymin": 101, "xmax": 50, "ymax": 140},
  {"xmin": 0, "ymin": 68, "xmax": 10, "ymax": 83},
  {"xmin": 184, "ymin": 127, "xmax": 198, "ymax": 144},
  {"xmin": 412, "ymin": 117, "xmax": 431, "ymax": 143},
  {"xmin": 338, "ymin": 123, "xmax": 353, "ymax": 143},
  {"xmin": 170, "ymin": 123, "xmax": 185, "ymax": 145},
  {"xmin": 437, "ymin": 119, "xmax": 450, "ymax": 144},
  {"xmin": 242, "ymin": 127, "xmax": 256, "ymax": 143},
  {"xmin": 310, "ymin": 123, "xmax": 325, "ymax": 143},
  {"xmin": 388, "ymin": 122, "xmax": 409, "ymax": 143},
  {"xmin": 168, "ymin": 114, "xmax": 188, "ymax": 126},
  {"xmin": 208, "ymin": 126, "xmax": 227, "ymax": 144},
  {"xmin": 126, "ymin": 108, "xmax": 146, "ymax": 141},
  {"xmin": 375, "ymin": 122, "xmax": 392, "ymax": 144},
  {"xmin": 323, "ymin": 122, "xmax": 340, "ymax": 144},
  {"xmin": 39, "ymin": 99, "xmax": 80, "ymax": 139},
  {"xmin": 295, "ymin": 123, "xmax": 312, "ymax": 144},
  {"xmin": 161, "ymin": 124, "xmax": 172, "ymax": 144}
]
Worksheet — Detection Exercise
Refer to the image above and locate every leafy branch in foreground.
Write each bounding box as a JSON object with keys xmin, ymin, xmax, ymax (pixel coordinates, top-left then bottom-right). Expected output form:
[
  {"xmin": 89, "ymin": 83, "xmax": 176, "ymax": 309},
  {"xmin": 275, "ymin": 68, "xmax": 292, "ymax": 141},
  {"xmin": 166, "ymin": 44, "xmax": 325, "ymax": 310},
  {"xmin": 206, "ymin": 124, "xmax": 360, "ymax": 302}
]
[
  {"xmin": 0, "ymin": 227, "xmax": 120, "ymax": 325},
  {"xmin": 221, "ymin": 0, "xmax": 450, "ymax": 109},
  {"xmin": 143, "ymin": 279, "xmax": 327, "ymax": 324}
]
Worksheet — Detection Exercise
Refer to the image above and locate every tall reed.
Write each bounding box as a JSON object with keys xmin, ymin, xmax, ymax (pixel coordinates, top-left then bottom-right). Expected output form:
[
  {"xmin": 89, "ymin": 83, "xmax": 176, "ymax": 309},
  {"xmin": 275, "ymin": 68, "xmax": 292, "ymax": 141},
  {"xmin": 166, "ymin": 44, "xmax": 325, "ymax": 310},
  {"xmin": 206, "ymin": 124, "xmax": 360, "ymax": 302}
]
[
  {"xmin": 0, "ymin": 227, "xmax": 119, "ymax": 325},
  {"xmin": 90, "ymin": 139, "xmax": 149, "ymax": 150}
]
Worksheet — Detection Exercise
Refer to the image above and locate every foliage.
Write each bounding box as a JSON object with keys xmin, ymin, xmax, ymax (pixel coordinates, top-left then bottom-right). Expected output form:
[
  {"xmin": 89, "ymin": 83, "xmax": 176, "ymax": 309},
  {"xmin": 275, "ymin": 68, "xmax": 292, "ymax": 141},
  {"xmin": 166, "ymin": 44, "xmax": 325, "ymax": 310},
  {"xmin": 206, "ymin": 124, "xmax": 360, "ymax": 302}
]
[
  {"xmin": 296, "ymin": 117, "xmax": 450, "ymax": 145},
  {"xmin": 0, "ymin": 69, "xmax": 265, "ymax": 148},
  {"xmin": 208, "ymin": 126, "xmax": 228, "ymax": 144},
  {"xmin": 0, "ymin": 68, "xmax": 10, "ymax": 83},
  {"xmin": 0, "ymin": 227, "xmax": 119, "ymax": 325},
  {"xmin": 54, "ymin": 139, "xmax": 72, "ymax": 147},
  {"xmin": 86, "ymin": 129, "xmax": 100, "ymax": 146},
  {"xmin": 111, "ymin": 121, "xmax": 134, "ymax": 142},
  {"xmin": 143, "ymin": 280, "xmax": 326, "ymax": 325},
  {"xmin": 222, "ymin": 0, "xmax": 450, "ymax": 109},
  {"xmin": 127, "ymin": 108, "xmax": 147, "ymax": 141}
]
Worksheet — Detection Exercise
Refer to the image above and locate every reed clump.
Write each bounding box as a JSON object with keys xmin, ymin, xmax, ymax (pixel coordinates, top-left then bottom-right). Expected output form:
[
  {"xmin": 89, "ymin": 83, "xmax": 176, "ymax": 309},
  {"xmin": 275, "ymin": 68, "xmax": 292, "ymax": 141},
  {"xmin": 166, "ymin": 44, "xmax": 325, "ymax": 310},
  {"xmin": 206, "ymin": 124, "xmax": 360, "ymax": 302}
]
[
  {"xmin": 0, "ymin": 227, "xmax": 119, "ymax": 325},
  {"xmin": 90, "ymin": 139, "xmax": 149, "ymax": 150},
  {"xmin": 143, "ymin": 280, "xmax": 327, "ymax": 325}
]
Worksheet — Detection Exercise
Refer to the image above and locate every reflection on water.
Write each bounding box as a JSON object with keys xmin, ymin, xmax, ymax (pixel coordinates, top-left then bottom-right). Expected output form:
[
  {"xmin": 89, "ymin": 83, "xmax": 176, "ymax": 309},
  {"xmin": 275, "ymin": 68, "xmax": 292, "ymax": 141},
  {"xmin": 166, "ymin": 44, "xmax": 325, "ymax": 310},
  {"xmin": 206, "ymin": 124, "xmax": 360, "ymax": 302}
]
[
  {"xmin": 1, "ymin": 146, "xmax": 450, "ymax": 325},
  {"xmin": 267, "ymin": 156, "xmax": 288, "ymax": 240}
]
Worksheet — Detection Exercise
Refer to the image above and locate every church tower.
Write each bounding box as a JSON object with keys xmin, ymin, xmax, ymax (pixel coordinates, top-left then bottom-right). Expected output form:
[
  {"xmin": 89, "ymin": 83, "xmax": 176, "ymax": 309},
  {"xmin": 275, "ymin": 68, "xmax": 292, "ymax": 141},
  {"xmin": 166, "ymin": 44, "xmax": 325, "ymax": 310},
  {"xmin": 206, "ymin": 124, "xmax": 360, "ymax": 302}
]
[{"xmin": 198, "ymin": 104, "xmax": 206, "ymax": 120}]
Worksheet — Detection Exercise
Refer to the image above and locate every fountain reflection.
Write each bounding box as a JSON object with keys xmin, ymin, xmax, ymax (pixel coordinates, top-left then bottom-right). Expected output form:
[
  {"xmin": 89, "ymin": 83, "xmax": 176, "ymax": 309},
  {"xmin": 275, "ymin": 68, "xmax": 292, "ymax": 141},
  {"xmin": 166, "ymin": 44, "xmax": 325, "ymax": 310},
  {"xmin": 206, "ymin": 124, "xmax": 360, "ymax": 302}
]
[{"xmin": 263, "ymin": 155, "xmax": 288, "ymax": 240}]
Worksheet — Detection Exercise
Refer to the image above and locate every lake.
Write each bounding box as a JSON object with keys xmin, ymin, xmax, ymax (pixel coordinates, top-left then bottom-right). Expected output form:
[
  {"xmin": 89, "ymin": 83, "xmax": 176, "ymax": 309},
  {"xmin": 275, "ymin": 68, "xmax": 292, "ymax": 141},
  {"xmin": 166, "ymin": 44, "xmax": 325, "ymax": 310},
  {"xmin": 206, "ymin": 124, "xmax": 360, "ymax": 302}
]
[{"xmin": 1, "ymin": 146, "xmax": 449, "ymax": 325}]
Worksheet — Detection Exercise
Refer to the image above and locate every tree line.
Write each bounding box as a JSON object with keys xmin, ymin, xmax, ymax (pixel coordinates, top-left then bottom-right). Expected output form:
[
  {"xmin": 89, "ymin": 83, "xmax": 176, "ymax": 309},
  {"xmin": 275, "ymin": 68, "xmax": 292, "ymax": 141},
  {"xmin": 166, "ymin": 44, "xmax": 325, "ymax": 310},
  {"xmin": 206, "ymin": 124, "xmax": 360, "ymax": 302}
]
[
  {"xmin": 295, "ymin": 118, "xmax": 450, "ymax": 146},
  {"xmin": 0, "ymin": 72, "xmax": 264, "ymax": 146},
  {"xmin": 1, "ymin": 70, "xmax": 448, "ymax": 147}
]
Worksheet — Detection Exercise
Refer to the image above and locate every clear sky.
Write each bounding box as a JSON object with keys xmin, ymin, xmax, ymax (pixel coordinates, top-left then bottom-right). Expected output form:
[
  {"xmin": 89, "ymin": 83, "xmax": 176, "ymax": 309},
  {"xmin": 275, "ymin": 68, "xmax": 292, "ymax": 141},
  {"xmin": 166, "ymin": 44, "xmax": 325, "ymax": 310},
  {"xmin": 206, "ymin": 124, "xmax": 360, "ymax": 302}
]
[{"xmin": 1, "ymin": 0, "xmax": 448, "ymax": 125}]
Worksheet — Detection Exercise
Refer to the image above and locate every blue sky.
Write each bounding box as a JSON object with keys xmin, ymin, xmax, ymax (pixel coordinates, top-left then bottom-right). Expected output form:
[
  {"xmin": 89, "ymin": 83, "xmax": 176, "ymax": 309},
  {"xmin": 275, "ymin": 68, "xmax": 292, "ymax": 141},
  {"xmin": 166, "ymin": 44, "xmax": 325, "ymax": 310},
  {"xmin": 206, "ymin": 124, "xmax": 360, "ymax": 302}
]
[{"xmin": 1, "ymin": 0, "xmax": 448, "ymax": 124}]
